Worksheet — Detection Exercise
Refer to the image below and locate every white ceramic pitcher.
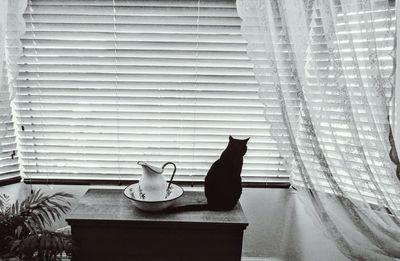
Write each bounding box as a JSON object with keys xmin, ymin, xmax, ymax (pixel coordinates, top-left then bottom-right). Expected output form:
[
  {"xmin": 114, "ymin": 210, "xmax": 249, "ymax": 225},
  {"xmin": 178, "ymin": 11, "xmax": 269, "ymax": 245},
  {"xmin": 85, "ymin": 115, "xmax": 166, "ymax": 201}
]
[{"xmin": 137, "ymin": 161, "xmax": 176, "ymax": 201}]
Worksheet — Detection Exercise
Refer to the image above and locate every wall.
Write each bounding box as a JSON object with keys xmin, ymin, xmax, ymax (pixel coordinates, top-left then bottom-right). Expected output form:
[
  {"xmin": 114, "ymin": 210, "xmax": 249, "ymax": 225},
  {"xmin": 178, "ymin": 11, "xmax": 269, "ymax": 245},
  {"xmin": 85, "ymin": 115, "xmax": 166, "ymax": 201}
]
[{"xmin": 0, "ymin": 182, "xmax": 348, "ymax": 260}]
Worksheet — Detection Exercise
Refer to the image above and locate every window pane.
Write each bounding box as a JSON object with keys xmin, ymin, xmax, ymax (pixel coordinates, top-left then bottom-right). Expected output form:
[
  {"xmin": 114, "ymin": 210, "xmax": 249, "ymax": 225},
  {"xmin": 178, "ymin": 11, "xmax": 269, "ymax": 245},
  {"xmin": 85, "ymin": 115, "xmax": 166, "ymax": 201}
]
[{"xmin": 16, "ymin": 0, "xmax": 288, "ymax": 185}]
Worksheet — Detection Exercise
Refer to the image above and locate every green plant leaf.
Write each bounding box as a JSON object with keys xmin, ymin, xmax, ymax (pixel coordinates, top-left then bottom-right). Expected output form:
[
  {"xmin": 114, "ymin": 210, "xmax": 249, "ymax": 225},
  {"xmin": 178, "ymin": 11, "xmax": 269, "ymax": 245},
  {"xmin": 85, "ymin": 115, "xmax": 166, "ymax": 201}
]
[
  {"xmin": 2, "ymin": 190, "xmax": 74, "ymax": 261},
  {"xmin": 15, "ymin": 225, "xmax": 23, "ymax": 239},
  {"xmin": 0, "ymin": 194, "xmax": 10, "ymax": 212},
  {"xmin": 10, "ymin": 239, "xmax": 21, "ymax": 252}
]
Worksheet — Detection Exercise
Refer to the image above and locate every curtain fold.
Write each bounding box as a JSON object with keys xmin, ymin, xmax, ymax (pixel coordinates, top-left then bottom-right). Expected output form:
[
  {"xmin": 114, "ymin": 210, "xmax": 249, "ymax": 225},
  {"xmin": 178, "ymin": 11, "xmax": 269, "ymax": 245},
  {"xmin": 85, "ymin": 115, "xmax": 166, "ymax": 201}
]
[
  {"xmin": 1, "ymin": 0, "xmax": 26, "ymax": 99},
  {"xmin": 238, "ymin": 0, "xmax": 400, "ymax": 259},
  {"xmin": 0, "ymin": 0, "xmax": 26, "ymax": 177}
]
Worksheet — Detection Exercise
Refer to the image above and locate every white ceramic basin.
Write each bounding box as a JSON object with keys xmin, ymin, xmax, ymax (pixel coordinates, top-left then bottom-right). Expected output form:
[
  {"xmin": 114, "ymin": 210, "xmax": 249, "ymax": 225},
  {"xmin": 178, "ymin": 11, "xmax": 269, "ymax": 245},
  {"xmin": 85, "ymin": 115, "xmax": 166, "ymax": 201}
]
[{"xmin": 123, "ymin": 183, "xmax": 184, "ymax": 212}]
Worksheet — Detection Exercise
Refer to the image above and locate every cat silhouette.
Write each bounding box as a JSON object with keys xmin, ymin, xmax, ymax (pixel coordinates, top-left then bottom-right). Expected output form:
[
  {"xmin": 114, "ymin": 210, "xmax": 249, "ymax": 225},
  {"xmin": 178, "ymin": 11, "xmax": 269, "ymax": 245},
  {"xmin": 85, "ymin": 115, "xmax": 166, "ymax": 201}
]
[{"xmin": 167, "ymin": 136, "xmax": 249, "ymax": 212}]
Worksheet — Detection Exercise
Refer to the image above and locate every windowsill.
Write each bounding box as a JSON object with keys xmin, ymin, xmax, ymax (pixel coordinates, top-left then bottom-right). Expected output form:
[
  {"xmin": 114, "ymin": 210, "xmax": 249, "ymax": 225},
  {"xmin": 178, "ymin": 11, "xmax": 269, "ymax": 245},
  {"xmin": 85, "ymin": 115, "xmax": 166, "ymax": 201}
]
[
  {"xmin": 21, "ymin": 178, "xmax": 290, "ymax": 189},
  {"xmin": 0, "ymin": 176, "xmax": 22, "ymax": 186},
  {"xmin": 0, "ymin": 182, "xmax": 346, "ymax": 260}
]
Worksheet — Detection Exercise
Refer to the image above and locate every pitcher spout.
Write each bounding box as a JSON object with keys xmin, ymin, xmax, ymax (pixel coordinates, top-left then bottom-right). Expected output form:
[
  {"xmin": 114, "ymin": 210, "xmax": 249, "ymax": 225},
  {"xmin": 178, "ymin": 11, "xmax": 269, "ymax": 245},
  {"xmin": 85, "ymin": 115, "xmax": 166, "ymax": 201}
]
[{"xmin": 137, "ymin": 161, "xmax": 163, "ymax": 174}]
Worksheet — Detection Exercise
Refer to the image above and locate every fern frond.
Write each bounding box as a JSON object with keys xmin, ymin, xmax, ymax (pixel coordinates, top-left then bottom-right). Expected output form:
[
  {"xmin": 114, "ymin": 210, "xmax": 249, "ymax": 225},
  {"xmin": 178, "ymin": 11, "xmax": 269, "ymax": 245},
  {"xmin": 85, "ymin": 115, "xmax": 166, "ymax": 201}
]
[
  {"xmin": 0, "ymin": 194, "xmax": 10, "ymax": 212},
  {"xmin": 1, "ymin": 190, "xmax": 74, "ymax": 261},
  {"xmin": 10, "ymin": 189, "xmax": 74, "ymax": 230}
]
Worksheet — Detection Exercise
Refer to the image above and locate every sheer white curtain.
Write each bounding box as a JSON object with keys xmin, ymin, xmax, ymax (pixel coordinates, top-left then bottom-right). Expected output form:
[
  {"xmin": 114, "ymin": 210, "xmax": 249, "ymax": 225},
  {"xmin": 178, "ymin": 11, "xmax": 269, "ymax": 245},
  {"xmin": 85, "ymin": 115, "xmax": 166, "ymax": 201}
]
[
  {"xmin": 238, "ymin": 0, "xmax": 400, "ymax": 259},
  {"xmin": 1, "ymin": 0, "xmax": 26, "ymax": 98},
  {"xmin": 0, "ymin": 0, "xmax": 26, "ymax": 180}
]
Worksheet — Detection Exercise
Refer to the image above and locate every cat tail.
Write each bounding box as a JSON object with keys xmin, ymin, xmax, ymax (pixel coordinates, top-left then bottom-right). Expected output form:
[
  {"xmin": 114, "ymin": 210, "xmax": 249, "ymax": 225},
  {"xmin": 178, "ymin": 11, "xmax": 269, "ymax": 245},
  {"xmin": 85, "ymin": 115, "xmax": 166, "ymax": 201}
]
[{"xmin": 165, "ymin": 204, "xmax": 209, "ymax": 213}]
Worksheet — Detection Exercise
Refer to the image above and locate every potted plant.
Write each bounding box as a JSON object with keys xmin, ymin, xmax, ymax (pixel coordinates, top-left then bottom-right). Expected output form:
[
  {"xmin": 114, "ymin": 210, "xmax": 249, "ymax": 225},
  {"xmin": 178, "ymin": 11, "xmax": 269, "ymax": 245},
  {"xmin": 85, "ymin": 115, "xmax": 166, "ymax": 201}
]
[{"xmin": 0, "ymin": 189, "xmax": 74, "ymax": 260}]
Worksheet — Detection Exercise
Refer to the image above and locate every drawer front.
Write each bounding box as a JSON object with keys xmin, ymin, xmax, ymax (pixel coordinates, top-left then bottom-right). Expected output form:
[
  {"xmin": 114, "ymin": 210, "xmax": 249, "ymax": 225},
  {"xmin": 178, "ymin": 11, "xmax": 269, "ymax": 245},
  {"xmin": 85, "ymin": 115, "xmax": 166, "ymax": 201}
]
[{"xmin": 71, "ymin": 224, "xmax": 245, "ymax": 261}]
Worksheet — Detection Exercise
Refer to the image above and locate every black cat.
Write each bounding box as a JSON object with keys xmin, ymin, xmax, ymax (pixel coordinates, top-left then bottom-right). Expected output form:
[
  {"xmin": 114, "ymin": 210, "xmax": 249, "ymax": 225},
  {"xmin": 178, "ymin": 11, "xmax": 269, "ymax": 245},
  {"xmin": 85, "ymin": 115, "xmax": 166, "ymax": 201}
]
[
  {"xmin": 167, "ymin": 136, "xmax": 249, "ymax": 212},
  {"xmin": 205, "ymin": 136, "xmax": 249, "ymax": 210}
]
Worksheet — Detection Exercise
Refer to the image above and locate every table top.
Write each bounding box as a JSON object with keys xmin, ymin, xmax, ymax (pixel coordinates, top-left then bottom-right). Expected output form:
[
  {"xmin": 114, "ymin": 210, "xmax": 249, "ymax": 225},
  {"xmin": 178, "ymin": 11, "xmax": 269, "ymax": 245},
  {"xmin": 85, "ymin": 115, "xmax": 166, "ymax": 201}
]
[{"xmin": 66, "ymin": 188, "xmax": 248, "ymax": 229}]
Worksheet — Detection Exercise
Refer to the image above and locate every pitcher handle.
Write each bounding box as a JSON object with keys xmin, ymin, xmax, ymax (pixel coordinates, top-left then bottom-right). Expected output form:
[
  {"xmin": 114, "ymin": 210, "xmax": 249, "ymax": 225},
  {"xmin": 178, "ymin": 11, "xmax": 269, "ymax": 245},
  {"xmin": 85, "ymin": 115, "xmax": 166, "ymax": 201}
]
[{"xmin": 162, "ymin": 162, "xmax": 176, "ymax": 190}]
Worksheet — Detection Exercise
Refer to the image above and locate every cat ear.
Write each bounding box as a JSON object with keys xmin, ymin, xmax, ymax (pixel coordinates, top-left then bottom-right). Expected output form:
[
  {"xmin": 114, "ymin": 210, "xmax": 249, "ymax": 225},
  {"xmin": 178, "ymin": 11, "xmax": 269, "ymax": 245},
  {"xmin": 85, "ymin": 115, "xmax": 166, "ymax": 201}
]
[
  {"xmin": 229, "ymin": 135, "xmax": 234, "ymax": 141},
  {"xmin": 244, "ymin": 137, "xmax": 250, "ymax": 143}
]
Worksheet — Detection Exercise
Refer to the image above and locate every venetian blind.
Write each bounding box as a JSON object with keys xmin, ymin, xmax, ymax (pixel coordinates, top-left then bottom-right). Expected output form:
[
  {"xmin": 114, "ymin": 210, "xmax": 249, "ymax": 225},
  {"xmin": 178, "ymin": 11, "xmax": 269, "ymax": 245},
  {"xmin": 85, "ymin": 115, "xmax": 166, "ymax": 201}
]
[{"xmin": 15, "ymin": 0, "xmax": 288, "ymax": 185}]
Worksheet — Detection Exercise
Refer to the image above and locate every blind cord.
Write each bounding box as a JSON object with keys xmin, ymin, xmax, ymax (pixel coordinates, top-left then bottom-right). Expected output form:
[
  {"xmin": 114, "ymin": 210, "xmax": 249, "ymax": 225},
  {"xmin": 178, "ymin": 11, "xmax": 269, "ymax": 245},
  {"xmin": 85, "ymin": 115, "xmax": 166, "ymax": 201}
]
[
  {"xmin": 25, "ymin": 0, "xmax": 35, "ymax": 192},
  {"xmin": 190, "ymin": 0, "xmax": 200, "ymax": 187},
  {"xmin": 113, "ymin": 0, "xmax": 121, "ymax": 185},
  {"xmin": 31, "ymin": 2, "xmax": 51, "ymax": 189}
]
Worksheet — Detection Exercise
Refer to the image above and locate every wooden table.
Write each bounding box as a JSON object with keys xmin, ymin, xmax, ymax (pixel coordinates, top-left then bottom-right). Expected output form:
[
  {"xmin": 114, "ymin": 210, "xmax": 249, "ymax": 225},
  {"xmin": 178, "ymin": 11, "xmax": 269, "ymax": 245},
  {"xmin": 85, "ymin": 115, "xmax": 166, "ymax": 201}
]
[{"xmin": 66, "ymin": 189, "xmax": 248, "ymax": 261}]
